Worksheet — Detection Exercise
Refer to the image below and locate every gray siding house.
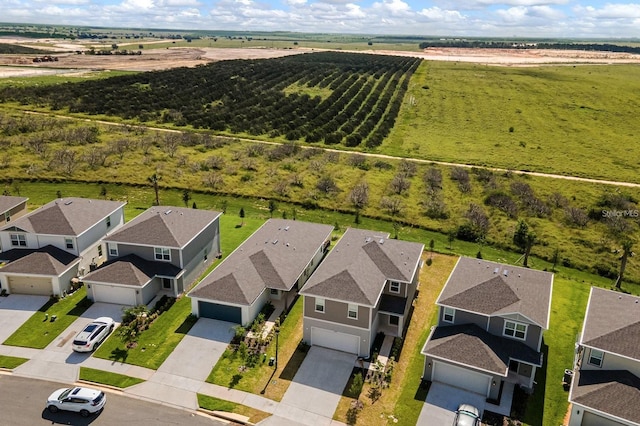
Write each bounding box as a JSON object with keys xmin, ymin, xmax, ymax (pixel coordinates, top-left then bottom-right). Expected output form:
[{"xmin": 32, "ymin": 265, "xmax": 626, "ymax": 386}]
[
  {"xmin": 421, "ymin": 257, "xmax": 553, "ymax": 400},
  {"xmin": 299, "ymin": 227, "xmax": 424, "ymax": 357},
  {"xmin": 568, "ymin": 287, "xmax": 640, "ymax": 426},
  {"xmin": 83, "ymin": 206, "xmax": 221, "ymax": 306},
  {"xmin": 0, "ymin": 197, "xmax": 125, "ymax": 297},
  {"xmin": 189, "ymin": 219, "xmax": 333, "ymax": 326}
]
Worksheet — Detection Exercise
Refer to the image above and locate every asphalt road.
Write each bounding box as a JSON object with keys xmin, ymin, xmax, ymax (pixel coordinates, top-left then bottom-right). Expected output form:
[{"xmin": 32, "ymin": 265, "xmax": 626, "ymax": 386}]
[{"xmin": 0, "ymin": 374, "xmax": 225, "ymax": 426}]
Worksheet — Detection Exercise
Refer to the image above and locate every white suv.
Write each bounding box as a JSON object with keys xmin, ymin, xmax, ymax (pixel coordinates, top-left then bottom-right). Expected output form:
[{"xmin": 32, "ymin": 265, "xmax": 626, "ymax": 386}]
[
  {"xmin": 71, "ymin": 317, "xmax": 115, "ymax": 352},
  {"xmin": 46, "ymin": 386, "xmax": 106, "ymax": 417}
]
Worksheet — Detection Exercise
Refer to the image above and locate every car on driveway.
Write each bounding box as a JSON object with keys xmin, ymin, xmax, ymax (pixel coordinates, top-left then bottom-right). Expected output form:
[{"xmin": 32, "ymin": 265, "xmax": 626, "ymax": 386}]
[
  {"xmin": 454, "ymin": 403, "xmax": 481, "ymax": 426},
  {"xmin": 46, "ymin": 386, "xmax": 106, "ymax": 417},
  {"xmin": 71, "ymin": 316, "xmax": 114, "ymax": 352}
]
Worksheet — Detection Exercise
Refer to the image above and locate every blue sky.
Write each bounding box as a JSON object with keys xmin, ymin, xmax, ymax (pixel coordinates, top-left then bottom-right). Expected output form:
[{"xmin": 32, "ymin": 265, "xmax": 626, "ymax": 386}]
[{"xmin": 2, "ymin": 0, "xmax": 640, "ymax": 38}]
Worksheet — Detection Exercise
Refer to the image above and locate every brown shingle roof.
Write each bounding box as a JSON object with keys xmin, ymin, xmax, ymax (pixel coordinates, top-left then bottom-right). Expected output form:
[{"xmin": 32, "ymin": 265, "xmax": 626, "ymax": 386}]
[
  {"xmin": 1, "ymin": 198, "xmax": 125, "ymax": 236},
  {"xmin": 82, "ymin": 254, "xmax": 181, "ymax": 287},
  {"xmin": 0, "ymin": 245, "xmax": 79, "ymax": 276},
  {"xmin": 0, "ymin": 196, "xmax": 28, "ymax": 214},
  {"xmin": 300, "ymin": 228, "xmax": 424, "ymax": 306},
  {"xmin": 580, "ymin": 287, "xmax": 640, "ymax": 360},
  {"xmin": 189, "ymin": 219, "xmax": 333, "ymax": 305},
  {"xmin": 421, "ymin": 323, "xmax": 543, "ymax": 375},
  {"xmin": 570, "ymin": 369, "xmax": 640, "ymax": 424},
  {"xmin": 437, "ymin": 257, "xmax": 553, "ymax": 328},
  {"xmin": 104, "ymin": 206, "xmax": 221, "ymax": 248}
]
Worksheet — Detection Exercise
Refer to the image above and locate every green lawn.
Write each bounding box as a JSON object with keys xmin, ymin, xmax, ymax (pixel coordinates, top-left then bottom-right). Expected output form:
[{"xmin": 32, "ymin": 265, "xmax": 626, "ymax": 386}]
[
  {"xmin": 197, "ymin": 394, "xmax": 271, "ymax": 424},
  {"xmin": 0, "ymin": 354, "xmax": 29, "ymax": 369},
  {"xmin": 3, "ymin": 287, "xmax": 92, "ymax": 349},
  {"xmin": 79, "ymin": 367, "xmax": 145, "ymax": 388},
  {"xmin": 206, "ymin": 296, "xmax": 305, "ymax": 401}
]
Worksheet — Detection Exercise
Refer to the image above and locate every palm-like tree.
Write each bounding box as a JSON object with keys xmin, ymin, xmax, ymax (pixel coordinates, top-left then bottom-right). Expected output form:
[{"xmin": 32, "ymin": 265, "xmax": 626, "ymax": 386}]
[
  {"xmin": 147, "ymin": 173, "xmax": 161, "ymax": 206},
  {"xmin": 615, "ymin": 239, "xmax": 634, "ymax": 289}
]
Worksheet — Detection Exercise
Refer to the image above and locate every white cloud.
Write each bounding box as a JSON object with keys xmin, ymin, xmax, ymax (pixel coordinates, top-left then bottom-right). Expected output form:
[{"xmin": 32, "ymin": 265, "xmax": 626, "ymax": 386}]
[{"xmin": 575, "ymin": 3, "xmax": 640, "ymax": 19}]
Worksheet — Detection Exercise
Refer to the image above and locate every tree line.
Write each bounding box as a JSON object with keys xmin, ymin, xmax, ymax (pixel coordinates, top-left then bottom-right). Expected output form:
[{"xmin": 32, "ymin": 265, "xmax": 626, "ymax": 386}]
[{"xmin": 418, "ymin": 40, "xmax": 640, "ymax": 55}]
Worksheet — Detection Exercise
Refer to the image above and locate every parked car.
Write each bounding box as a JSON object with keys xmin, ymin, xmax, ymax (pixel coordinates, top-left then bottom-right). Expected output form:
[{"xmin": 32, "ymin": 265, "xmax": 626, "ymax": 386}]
[
  {"xmin": 454, "ymin": 403, "xmax": 481, "ymax": 426},
  {"xmin": 46, "ymin": 386, "xmax": 106, "ymax": 417},
  {"xmin": 71, "ymin": 317, "xmax": 115, "ymax": 352}
]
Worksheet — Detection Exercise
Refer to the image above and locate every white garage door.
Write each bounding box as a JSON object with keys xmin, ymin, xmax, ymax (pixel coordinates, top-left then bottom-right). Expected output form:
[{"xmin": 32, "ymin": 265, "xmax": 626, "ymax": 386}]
[
  {"xmin": 93, "ymin": 284, "xmax": 136, "ymax": 306},
  {"xmin": 433, "ymin": 361, "xmax": 491, "ymax": 396},
  {"xmin": 8, "ymin": 276, "xmax": 52, "ymax": 295},
  {"xmin": 582, "ymin": 411, "xmax": 623, "ymax": 426},
  {"xmin": 311, "ymin": 327, "xmax": 359, "ymax": 355}
]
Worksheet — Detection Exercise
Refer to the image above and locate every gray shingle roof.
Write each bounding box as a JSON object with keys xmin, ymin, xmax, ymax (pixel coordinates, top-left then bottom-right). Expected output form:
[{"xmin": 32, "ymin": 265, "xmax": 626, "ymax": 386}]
[
  {"xmin": 104, "ymin": 206, "xmax": 221, "ymax": 248},
  {"xmin": 0, "ymin": 196, "xmax": 28, "ymax": 214},
  {"xmin": 189, "ymin": 219, "xmax": 333, "ymax": 305},
  {"xmin": 580, "ymin": 287, "xmax": 640, "ymax": 360},
  {"xmin": 422, "ymin": 323, "xmax": 543, "ymax": 375},
  {"xmin": 437, "ymin": 257, "xmax": 553, "ymax": 328},
  {"xmin": 0, "ymin": 245, "xmax": 79, "ymax": 276},
  {"xmin": 570, "ymin": 369, "xmax": 640, "ymax": 425},
  {"xmin": 299, "ymin": 227, "xmax": 424, "ymax": 306},
  {"xmin": 0, "ymin": 198, "xmax": 125, "ymax": 236},
  {"xmin": 82, "ymin": 254, "xmax": 181, "ymax": 287}
]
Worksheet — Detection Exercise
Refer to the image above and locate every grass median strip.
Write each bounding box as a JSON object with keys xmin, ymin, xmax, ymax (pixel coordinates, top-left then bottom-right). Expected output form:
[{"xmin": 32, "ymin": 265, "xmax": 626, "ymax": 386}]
[
  {"xmin": 3, "ymin": 287, "xmax": 91, "ymax": 349},
  {"xmin": 0, "ymin": 354, "xmax": 29, "ymax": 369},
  {"xmin": 197, "ymin": 394, "xmax": 271, "ymax": 424},
  {"xmin": 79, "ymin": 367, "xmax": 145, "ymax": 388}
]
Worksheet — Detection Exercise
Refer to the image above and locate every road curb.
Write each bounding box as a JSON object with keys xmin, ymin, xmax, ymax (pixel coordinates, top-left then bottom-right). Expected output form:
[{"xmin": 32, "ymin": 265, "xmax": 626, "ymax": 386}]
[{"xmin": 197, "ymin": 407, "xmax": 255, "ymax": 425}]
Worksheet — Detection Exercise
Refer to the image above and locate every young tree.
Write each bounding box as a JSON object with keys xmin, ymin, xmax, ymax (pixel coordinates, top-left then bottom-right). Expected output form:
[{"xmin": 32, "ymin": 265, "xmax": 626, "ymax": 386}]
[
  {"xmin": 147, "ymin": 173, "xmax": 161, "ymax": 206},
  {"xmin": 615, "ymin": 239, "xmax": 634, "ymax": 289},
  {"xmin": 513, "ymin": 220, "xmax": 536, "ymax": 267},
  {"xmin": 349, "ymin": 181, "xmax": 369, "ymax": 224},
  {"xmin": 182, "ymin": 189, "xmax": 191, "ymax": 207},
  {"xmin": 268, "ymin": 200, "xmax": 277, "ymax": 218},
  {"xmin": 239, "ymin": 207, "xmax": 245, "ymax": 226}
]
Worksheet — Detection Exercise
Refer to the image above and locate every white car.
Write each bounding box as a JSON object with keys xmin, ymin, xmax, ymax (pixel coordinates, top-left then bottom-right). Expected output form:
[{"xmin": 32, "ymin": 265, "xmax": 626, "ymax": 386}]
[
  {"xmin": 46, "ymin": 386, "xmax": 106, "ymax": 417},
  {"xmin": 71, "ymin": 316, "xmax": 115, "ymax": 352},
  {"xmin": 454, "ymin": 404, "xmax": 481, "ymax": 426}
]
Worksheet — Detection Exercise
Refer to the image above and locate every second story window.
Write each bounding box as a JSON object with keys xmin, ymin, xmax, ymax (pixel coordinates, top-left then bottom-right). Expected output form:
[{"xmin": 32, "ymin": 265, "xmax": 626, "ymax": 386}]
[
  {"xmin": 10, "ymin": 233, "xmax": 26, "ymax": 247},
  {"xmin": 108, "ymin": 243, "xmax": 118, "ymax": 257},
  {"xmin": 348, "ymin": 304, "xmax": 358, "ymax": 320},
  {"xmin": 155, "ymin": 247, "xmax": 171, "ymax": 261},
  {"xmin": 389, "ymin": 281, "xmax": 400, "ymax": 294},
  {"xmin": 97, "ymin": 245, "xmax": 103, "ymax": 257},
  {"xmin": 588, "ymin": 349, "xmax": 604, "ymax": 367},
  {"xmin": 105, "ymin": 216, "xmax": 111, "ymax": 228},
  {"xmin": 65, "ymin": 238, "xmax": 74, "ymax": 249},
  {"xmin": 443, "ymin": 307, "xmax": 455, "ymax": 323},
  {"xmin": 503, "ymin": 320, "xmax": 527, "ymax": 340},
  {"xmin": 4, "ymin": 212, "xmax": 10, "ymax": 222},
  {"xmin": 315, "ymin": 298, "xmax": 325, "ymax": 313}
]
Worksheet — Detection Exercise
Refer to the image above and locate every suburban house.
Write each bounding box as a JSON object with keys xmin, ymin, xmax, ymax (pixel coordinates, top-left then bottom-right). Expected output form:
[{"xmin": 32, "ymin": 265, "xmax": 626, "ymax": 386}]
[
  {"xmin": 421, "ymin": 257, "xmax": 553, "ymax": 401},
  {"xmin": 82, "ymin": 206, "xmax": 221, "ymax": 306},
  {"xmin": 0, "ymin": 196, "xmax": 29, "ymax": 229},
  {"xmin": 299, "ymin": 227, "xmax": 424, "ymax": 358},
  {"xmin": 189, "ymin": 219, "xmax": 333, "ymax": 325},
  {"xmin": 568, "ymin": 287, "xmax": 640, "ymax": 426},
  {"xmin": 0, "ymin": 197, "xmax": 126, "ymax": 296}
]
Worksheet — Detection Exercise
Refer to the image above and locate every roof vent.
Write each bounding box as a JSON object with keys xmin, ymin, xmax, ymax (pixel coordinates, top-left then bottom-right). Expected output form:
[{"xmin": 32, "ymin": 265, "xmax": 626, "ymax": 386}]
[
  {"xmin": 64, "ymin": 200, "xmax": 73, "ymax": 205},
  {"xmin": 493, "ymin": 267, "xmax": 499, "ymax": 274},
  {"xmin": 365, "ymin": 237, "xmax": 372, "ymax": 243},
  {"xmin": 284, "ymin": 226, "xmax": 290, "ymax": 231},
  {"xmin": 272, "ymin": 239, "xmax": 278, "ymax": 244},
  {"xmin": 286, "ymin": 242, "xmax": 290, "ymax": 247},
  {"xmin": 503, "ymin": 270, "xmax": 509, "ymax": 277},
  {"xmin": 164, "ymin": 210, "xmax": 172, "ymax": 215},
  {"xmin": 379, "ymin": 239, "xmax": 384, "ymax": 244}
]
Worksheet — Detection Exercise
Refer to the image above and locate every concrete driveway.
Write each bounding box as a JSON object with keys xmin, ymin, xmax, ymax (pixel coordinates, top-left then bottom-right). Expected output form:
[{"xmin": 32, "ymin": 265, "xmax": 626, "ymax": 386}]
[
  {"xmin": 417, "ymin": 382, "xmax": 486, "ymax": 426},
  {"xmin": 271, "ymin": 346, "xmax": 356, "ymax": 426},
  {"xmin": 0, "ymin": 294, "xmax": 49, "ymax": 343}
]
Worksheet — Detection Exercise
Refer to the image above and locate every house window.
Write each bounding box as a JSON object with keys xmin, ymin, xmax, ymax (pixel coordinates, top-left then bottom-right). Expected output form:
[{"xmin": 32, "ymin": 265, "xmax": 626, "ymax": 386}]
[
  {"xmin": 105, "ymin": 216, "xmax": 111, "ymax": 227},
  {"xmin": 503, "ymin": 321, "xmax": 527, "ymax": 340},
  {"xmin": 588, "ymin": 349, "xmax": 604, "ymax": 367},
  {"xmin": 108, "ymin": 243, "xmax": 118, "ymax": 257},
  {"xmin": 10, "ymin": 234, "xmax": 26, "ymax": 247},
  {"xmin": 270, "ymin": 289, "xmax": 279, "ymax": 295},
  {"xmin": 162, "ymin": 278, "xmax": 172, "ymax": 289},
  {"xmin": 154, "ymin": 247, "xmax": 171, "ymax": 261},
  {"xmin": 65, "ymin": 238, "xmax": 74, "ymax": 249},
  {"xmin": 389, "ymin": 281, "xmax": 400, "ymax": 294},
  {"xmin": 315, "ymin": 298, "xmax": 325, "ymax": 313},
  {"xmin": 97, "ymin": 245, "xmax": 103, "ymax": 257},
  {"xmin": 4, "ymin": 212, "xmax": 10, "ymax": 222},
  {"xmin": 443, "ymin": 307, "xmax": 455, "ymax": 323},
  {"xmin": 348, "ymin": 304, "xmax": 358, "ymax": 320}
]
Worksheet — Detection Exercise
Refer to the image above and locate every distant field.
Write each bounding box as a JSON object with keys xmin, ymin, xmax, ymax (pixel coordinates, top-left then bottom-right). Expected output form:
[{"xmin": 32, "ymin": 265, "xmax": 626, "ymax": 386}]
[{"xmin": 387, "ymin": 61, "xmax": 640, "ymax": 183}]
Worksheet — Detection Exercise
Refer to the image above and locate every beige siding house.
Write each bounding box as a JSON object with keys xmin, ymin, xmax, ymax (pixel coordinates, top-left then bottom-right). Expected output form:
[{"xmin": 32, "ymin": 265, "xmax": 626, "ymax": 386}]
[
  {"xmin": 568, "ymin": 287, "xmax": 640, "ymax": 426},
  {"xmin": 421, "ymin": 257, "xmax": 553, "ymax": 401},
  {"xmin": 189, "ymin": 219, "xmax": 333, "ymax": 325},
  {"xmin": 0, "ymin": 196, "xmax": 28, "ymax": 230},
  {"xmin": 0, "ymin": 197, "xmax": 126, "ymax": 297},
  {"xmin": 299, "ymin": 227, "xmax": 424, "ymax": 357},
  {"xmin": 83, "ymin": 206, "xmax": 221, "ymax": 306}
]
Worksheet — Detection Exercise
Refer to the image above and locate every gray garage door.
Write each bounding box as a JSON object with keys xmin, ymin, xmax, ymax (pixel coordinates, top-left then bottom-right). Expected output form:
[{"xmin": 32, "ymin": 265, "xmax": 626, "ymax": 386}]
[{"xmin": 198, "ymin": 301, "xmax": 241, "ymax": 323}]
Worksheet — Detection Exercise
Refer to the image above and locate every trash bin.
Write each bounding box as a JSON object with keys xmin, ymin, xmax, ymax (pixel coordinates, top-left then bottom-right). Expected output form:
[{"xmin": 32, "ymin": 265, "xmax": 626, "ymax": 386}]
[
  {"xmin": 268, "ymin": 357, "xmax": 275, "ymax": 366},
  {"xmin": 563, "ymin": 369, "xmax": 574, "ymax": 385}
]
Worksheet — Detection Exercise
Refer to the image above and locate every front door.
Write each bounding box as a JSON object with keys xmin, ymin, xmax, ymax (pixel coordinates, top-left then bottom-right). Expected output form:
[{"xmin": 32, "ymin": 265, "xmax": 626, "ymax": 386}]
[
  {"xmin": 389, "ymin": 315, "xmax": 399, "ymax": 326},
  {"xmin": 162, "ymin": 278, "xmax": 172, "ymax": 289}
]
